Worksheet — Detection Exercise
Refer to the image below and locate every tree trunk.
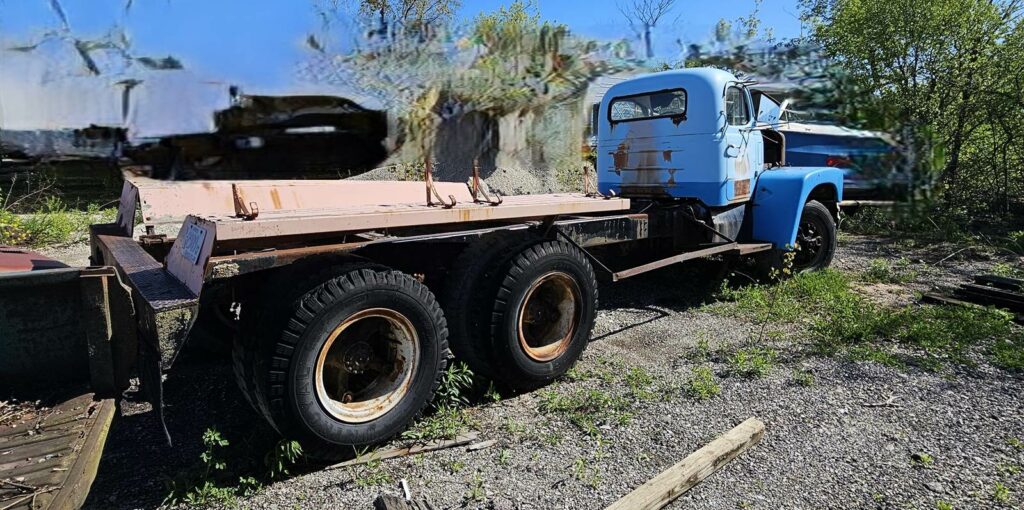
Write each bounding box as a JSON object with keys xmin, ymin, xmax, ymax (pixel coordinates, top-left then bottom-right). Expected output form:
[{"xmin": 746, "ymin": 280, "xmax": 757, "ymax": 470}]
[{"xmin": 644, "ymin": 23, "xmax": 653, "ymax": 59}]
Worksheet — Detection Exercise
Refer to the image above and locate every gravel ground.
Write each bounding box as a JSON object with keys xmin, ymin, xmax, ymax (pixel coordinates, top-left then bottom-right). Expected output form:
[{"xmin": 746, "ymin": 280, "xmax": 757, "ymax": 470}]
[{"xmin": 76, "ymin": 236, "xmax": 1024, "ymax": 510}]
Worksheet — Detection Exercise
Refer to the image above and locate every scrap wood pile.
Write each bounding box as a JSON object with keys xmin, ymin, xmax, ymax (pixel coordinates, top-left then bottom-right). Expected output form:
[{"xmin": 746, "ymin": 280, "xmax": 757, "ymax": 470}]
[{"xmin": 923, "ymin": 274, "xmax": 1024, "ymax": 324}]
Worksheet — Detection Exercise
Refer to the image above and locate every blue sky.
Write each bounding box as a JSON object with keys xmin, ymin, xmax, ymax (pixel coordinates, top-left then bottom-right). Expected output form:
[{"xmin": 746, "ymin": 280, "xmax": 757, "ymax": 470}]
[{"xmin": 0, "ymin": 0, "xmax": 805, "ymax": 88}]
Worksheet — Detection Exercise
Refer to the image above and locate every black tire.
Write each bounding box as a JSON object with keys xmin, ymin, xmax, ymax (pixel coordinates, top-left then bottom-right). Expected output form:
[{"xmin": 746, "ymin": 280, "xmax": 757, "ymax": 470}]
[
  {"xmin": 237, "ymin": 266, "xmax": 448, "ymax": 461},
  {"xmin": 187, "ymin": 302, "xmax": 236, "ymax": 357},
  {"xmin": 440, "ymin": 233, "xmax": 531, "ymax": 380},
  {"xmin": 233, "ymin": 257, "xmax": 385, "ymax": 418},
  {"xmin": 489, "ymin": 241, "xmax": 597, "ymax": 390},
  {"xmin": 759, "ymin": 200, "xmax": 837, "ymax": 276}
]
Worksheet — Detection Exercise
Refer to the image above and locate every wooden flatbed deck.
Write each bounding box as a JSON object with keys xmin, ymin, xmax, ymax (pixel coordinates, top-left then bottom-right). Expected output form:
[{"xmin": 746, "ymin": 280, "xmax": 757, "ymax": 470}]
[{"xmin": 0, "ymin": 393, "xmax": 116, "ymax": 510}]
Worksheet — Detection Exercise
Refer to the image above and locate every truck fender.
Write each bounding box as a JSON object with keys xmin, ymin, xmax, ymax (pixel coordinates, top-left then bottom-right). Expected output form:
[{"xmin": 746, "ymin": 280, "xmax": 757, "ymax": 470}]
[{"xmin": 750, "ymin": 167, "xmax": 844, "ymax": 249}]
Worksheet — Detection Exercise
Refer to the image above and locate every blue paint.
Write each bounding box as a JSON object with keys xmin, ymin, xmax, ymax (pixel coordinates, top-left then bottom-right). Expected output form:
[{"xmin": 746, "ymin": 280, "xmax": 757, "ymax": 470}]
[
  {"xmin": 596, "ymin": 68, "xmax": 845, "ymax": 249},
  {"xmin": 596, "ymin": 68, "xmax": 764, "ymax": 207},
  {"xmin": 751, "ymin": 167, "xmax": 844, "ymax": 248},
  {"xmin": 780, "ymin": 122, "xmax": 903, "ymax": 198}
]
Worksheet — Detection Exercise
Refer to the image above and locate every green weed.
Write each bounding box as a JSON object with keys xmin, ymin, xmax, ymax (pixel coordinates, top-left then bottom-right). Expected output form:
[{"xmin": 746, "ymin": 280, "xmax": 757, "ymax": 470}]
[
  {"xmin": 11, "ymin": 197, "xmax": 117, "ymax": 247},
  {"xmin": 912, "ymin": 452, "xmax": 934, "ymax": 467},
  {"xmin": 164, "ymin": 428, "xmax": 236, "ymax": 506},
  {"xmin": 792, "ymin": 368, "xmax": 815, "ymax": 387},
  {"xmin": 401, "ymin": 406, "xmax": 476, "ymax": 441},
  {"xmin": 435, "ymin": 361, "xmax": 475, "ymax": 409},
  {"xmin": 686, "ymin": 366, "xmax": 721, "ymax": 400},
  {"xmin": 466, "ymin": 471, "xmax": 486, "ymax": 501},
  {"xmin": 264, "ymin": 439, "xmax": 303, "ymax": 480},
  {"xmin": 991, "ymin": 262, "xmax": 1024, "ymax": 279},
  {"xmin": 722, "ymin": 269, "xmax": 1023, "ymax": 371},
  {"xmin": 572, "ymin": 457, "xmax": 602, "ymax": 488},
  {"xmin": 497, "ymin": 448, "xmax": 512, "ymax": 466},
  {"xmin": 992, "ymin": 481, "xmax": 1010, "ymax": 503},
  {"xmin": 352, "ymin": 457, "xmax": 393, "ymax": 488},
  {"xmin": 861, "ymin": 258, "xmax": 917, "ymax": 284},
  {"xmin": 728, "ymin": 347, "xmax": 778, "ymax": 377},
  {"xmin": 538, "ymin": 388, "xmax": 632, "ymax": 437}
]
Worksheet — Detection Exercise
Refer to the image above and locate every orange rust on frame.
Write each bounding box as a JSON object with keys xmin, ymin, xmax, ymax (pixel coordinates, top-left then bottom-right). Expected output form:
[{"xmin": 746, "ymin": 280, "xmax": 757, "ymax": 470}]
[
  {"xmin": 269, "ymin": 188, "xmax": 283, "ymax": 209},
  {"xmin": 662, "ymin": 149, "xmax": 672, "ymax": 162}
]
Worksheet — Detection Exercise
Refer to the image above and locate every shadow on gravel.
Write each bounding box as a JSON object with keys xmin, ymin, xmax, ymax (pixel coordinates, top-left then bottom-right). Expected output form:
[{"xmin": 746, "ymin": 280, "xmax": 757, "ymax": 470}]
[
  {"xmin": 83, "ymin": 347, "xmax": 281, "ymax": 509},
  {"xmin": 81, "ymin": 259, "xmax": 742, "ymax": 508}
]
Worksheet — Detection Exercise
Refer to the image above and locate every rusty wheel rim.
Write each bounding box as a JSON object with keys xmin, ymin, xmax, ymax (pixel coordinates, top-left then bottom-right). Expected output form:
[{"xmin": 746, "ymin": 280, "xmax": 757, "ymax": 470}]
[
  {"xmin": 516, "ymin": 271, "xmax": 582, "ymax": 362},
  {"xmin": 315, "ymin": 308, "xmax": 419, "ymax": 423}
]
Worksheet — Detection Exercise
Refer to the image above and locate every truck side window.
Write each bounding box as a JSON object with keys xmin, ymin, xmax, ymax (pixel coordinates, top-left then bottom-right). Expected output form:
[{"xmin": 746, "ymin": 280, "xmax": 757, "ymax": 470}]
[
  {"xmin": 609, "ymin": 89, "xmax": 686, "ymax": 123},
  {"xmin": 726, "ymin": 86, "xmax": 750, "ymax": 126}
]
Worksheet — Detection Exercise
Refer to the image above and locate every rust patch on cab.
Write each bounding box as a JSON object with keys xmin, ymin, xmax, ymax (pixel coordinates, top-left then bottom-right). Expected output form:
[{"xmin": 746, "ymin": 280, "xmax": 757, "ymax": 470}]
[{"xmin": 612, "ymin": 142, "xmax": 630, "ymax": 171}]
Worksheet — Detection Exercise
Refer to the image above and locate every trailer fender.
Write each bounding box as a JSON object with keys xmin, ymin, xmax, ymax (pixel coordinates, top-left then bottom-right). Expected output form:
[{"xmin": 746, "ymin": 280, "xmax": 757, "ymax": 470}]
[{"xmin": 750, "ymin": 167, "xmax": 843, "ymax": 249}]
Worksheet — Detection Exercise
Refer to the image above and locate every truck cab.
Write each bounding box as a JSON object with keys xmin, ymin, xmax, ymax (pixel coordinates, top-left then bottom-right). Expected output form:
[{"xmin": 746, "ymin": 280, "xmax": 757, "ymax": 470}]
[{"xmin": 596, "ymin": 68, "xmax": 843, "ymax": 260}]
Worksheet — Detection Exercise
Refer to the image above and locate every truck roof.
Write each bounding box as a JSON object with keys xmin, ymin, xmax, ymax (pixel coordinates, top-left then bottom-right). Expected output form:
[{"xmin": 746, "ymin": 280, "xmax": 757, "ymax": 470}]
[
  {"xmin": 601, "ymin": 67, "xmax": 739, "ymax": 101},
  {"xmin": 597, "ymin": 67, "xmax": 741, "ymax": 138}
]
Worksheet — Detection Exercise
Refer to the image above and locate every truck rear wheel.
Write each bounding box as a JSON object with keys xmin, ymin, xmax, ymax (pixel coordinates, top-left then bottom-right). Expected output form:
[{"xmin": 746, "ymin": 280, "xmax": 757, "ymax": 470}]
[
  {"xmin": 239, "ymin": 267, "xmax": 448, "ymax": 460},
  {"xmin": 440, "ymin": 233, "xmax": 530, "ymax": 380},
  {"xmin": 489, "ymin": 241, "xmax": 597, "ymax": 390}
]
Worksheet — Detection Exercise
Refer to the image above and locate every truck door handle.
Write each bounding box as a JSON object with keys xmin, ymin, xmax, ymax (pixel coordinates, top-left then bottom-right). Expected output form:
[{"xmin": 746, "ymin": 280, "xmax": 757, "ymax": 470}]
[{"xmin": 725, "ymin": 145, "xmax": 740, "ymax": 158}]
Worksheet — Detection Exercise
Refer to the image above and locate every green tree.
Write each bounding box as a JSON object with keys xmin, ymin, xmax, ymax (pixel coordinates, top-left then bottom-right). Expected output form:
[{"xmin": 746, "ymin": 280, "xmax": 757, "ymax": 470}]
[{"xmin": 803, "ymin": 0, "xmax": 1022, "ymax": 201}]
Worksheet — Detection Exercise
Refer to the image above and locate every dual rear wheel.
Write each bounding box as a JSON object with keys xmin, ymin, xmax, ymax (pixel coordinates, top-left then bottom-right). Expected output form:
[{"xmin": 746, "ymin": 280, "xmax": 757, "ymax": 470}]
[{"xmin": 231, "ymin": 240, "xmax": 597, "ymax": 460}]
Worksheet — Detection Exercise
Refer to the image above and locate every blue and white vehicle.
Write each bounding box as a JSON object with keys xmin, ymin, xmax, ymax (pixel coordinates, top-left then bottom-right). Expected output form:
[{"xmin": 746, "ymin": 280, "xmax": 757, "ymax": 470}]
[
  {"xmin": 55, "ymin": 67, "xmax": 844, "ymax": 460},
  {"xmin": 596, "ymin": 68, "xmax": 844, "ymax": 271}
]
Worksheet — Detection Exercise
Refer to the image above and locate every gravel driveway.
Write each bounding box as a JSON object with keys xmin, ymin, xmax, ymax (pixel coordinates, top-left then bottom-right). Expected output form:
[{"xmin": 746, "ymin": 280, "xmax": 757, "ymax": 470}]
[{"xmin": 82, "ymin": 236, "xmax": 1024, "ymax": 510}]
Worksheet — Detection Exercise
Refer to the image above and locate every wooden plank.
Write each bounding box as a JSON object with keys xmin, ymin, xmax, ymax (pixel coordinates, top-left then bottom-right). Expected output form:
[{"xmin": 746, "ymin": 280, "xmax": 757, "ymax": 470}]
[
  {"xmin": 0, "ymin": 394, "xmax": 116, "ymax": 510},
  {"xmin": 737, "ymin": 243, "xmax": 774, "ymax": 255},
  {"xmin": 975, "ymin": 274, "xmax": 1024, "ymax": 292},
  {"xmin": 955, "ymin": 284, "xmax": 1024, "ymax": 312},
  {"xmin": 613, "ymin": 244, "xmax": 738, "ymax": 281},
  {"xmin": 325, "ymin": 432, "xmax": 479, "ymax": 470},
  {"xmin": 200, "ymin": 194, "xmax": 631, "ymax": 242},
  {"xmin": 373, "ymin": 495, "xmax": 436, "ymax": 510},
  {"xmin": 605, "ymin": 417, "xmax": 765, "ymax": 510},
  {"xmin": 922, "ymin": 292, "xmax": 1024, "ymax": 324}
]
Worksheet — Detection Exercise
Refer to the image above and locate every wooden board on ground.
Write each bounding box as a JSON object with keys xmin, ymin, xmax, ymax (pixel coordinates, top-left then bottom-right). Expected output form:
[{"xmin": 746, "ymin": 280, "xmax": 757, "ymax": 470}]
[
  {"xmin": 605, "ymin": 417, "xmax": 765, "ymax": 510},
  {"xmin": 0, "ymin": 392, "xmax": 116, "ymax": 510},
  {"xmin": 373, "ymin": 495, "xmax": 437, "ymax": 510},
  {"xmin": 325, "ymin": 432, "xmax": 480, "ymax": 470}
]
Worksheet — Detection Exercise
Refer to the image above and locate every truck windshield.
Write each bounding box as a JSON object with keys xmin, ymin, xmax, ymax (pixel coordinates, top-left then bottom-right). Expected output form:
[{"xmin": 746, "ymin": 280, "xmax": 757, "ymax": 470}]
[{"xmin": 609, "ymin": 89, "xmax": 687, "ymax": 123}]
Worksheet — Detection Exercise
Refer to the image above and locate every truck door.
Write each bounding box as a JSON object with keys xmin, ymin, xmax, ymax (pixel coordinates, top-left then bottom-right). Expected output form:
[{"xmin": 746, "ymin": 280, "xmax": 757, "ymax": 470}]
[{"xmin": 724, "ymin": 85, "xmax": 763, "ymax": 201}]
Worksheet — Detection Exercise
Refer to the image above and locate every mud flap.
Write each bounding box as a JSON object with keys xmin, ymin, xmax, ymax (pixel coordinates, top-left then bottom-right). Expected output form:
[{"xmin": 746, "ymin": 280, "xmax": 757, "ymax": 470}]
[{"xmin": 138, "ymin": 338, "xmax": 171, "ymax": 446}]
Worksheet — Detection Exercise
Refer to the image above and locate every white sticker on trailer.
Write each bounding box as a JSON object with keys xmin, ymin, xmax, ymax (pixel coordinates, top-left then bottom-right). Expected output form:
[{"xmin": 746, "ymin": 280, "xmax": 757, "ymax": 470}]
[{"xmin": 181, "ymin": 224, "xmax": 208, "ymax": 265}]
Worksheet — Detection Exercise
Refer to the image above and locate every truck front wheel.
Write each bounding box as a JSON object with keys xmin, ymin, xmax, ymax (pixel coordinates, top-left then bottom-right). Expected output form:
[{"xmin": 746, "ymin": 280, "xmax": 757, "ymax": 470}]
[
  {"xmin": 489, "ymin": 241, "xmax": 597, "ymax": 390},
  {"xmin": 791, "ymin": 200, "xmax": 837, "ymax": 272},
  {"xmin": 758, "ymin": 199, "xmax": 837, "ymax": 276},
  {"xmin": 240, "ymin": 267, "xmax": 448, "ymax": 461}
]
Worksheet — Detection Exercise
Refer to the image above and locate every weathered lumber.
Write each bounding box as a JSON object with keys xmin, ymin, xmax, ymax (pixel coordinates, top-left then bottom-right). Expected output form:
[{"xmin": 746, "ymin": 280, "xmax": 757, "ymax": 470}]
[
  {"xmin": 325, "ymin": 432, "xmax": 479, "ymax": 470},
  {"xmin": 922, "ymin": 292, "xmax": 1024, "ymax": 324},
  {"xmin": 955, "ymin": 283, "xmax": 1024, "ymax": 312},
  {"xmin": 974, "ymin": 274, "xmax": 1024, "ymax": 293},
  {"xmin": 605, "ymin": 417, "xmax": 765, "ymax": 510},
  {"xmin": 373, "ymin": 494, "xmax": 436, "ymax": 510}
]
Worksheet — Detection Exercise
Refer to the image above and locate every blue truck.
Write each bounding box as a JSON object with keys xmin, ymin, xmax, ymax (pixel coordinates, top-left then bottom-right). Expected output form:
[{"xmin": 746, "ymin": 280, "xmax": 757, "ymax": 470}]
[{"xmin": 2, "ymin": 67, "xmax": 843, "ymax": 474}]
